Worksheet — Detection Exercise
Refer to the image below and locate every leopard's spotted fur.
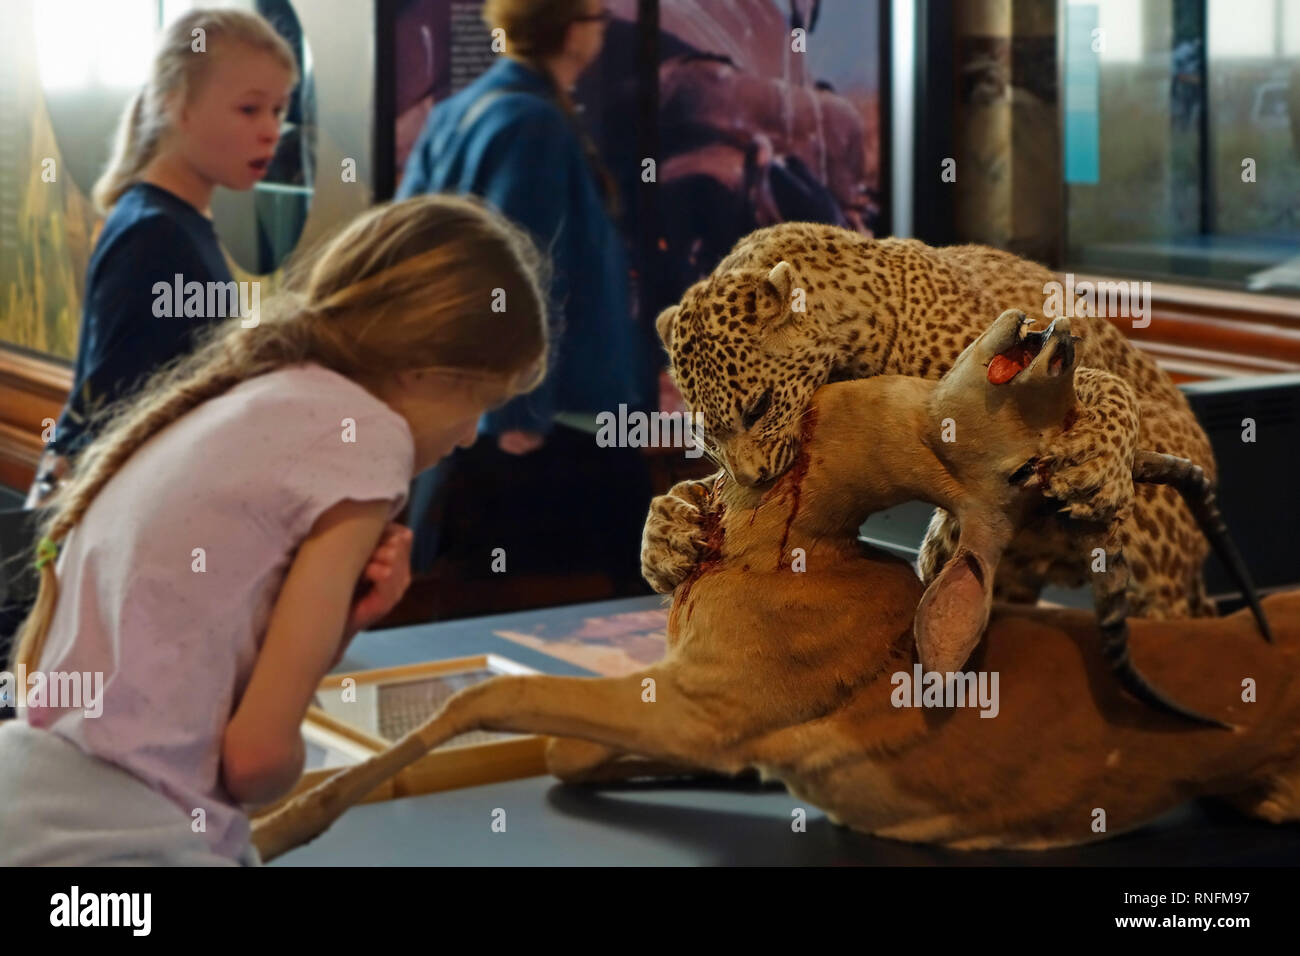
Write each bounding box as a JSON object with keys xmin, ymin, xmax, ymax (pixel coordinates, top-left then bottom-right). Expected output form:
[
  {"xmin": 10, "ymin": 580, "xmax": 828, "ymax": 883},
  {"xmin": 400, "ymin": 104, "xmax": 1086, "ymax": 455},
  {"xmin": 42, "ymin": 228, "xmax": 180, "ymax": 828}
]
[{"xmin": 656, "ymin": 223, "xmax": 1217, "ymax": 618}]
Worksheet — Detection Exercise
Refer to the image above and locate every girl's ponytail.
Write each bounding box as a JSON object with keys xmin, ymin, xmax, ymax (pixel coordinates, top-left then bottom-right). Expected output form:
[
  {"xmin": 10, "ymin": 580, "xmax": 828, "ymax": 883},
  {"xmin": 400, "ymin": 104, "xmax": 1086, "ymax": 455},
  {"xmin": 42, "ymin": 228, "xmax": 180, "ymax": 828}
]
[{"xmin": 91, "ymin": 88, "xmax": 156, "ymax": 215}]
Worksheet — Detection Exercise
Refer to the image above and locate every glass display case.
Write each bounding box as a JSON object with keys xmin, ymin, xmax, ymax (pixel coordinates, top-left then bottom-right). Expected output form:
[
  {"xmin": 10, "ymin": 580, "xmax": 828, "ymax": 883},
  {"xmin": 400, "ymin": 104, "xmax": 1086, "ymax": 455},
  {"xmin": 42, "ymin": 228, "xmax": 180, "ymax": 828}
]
[{"xmin": 1062, "ymin": 0, "xmax": 1300, "ymax": 294}]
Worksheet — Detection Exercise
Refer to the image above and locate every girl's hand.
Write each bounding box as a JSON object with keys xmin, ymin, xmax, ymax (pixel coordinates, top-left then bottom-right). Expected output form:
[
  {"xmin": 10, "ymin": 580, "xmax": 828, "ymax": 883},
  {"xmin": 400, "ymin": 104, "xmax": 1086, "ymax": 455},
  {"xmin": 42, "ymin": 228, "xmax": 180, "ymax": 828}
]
[
  {"xmin": 335, "ymin": 523, "xmax": 413, "ymax": 663},
  {"xmin": 498, "ymin": 430, "xmax": 545, "ymax": 455}
]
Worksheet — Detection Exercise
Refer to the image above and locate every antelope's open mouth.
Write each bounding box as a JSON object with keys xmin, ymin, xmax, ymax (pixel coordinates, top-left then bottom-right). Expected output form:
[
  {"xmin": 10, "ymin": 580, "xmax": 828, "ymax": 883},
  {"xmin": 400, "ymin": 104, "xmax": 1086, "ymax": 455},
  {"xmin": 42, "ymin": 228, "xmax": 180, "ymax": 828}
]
[{"xmin": 987, "ymin": 319, "xmax": 1072, "ymax": 384}]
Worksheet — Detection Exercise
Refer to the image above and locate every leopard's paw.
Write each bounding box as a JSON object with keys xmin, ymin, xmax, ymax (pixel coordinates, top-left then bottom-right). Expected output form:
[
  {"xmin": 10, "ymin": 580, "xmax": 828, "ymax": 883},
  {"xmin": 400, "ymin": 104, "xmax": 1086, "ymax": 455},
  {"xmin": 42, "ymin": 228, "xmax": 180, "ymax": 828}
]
[
  {"xmin": 1036, "ymin": 368, "xmax": 1139, "ymax": 527},
  {"xmin": 1038, "ymin": 450, "xmax": 1135, "ymax": 526},
  {"xmin": 640, "ymin": 490, "xmax": 709, "ymax": 594}
]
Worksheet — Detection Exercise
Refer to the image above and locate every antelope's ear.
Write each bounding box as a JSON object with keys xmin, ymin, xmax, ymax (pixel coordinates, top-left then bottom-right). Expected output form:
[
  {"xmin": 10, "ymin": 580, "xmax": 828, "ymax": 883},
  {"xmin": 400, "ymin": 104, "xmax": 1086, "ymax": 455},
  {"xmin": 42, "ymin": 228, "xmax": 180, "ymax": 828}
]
[
  {"xmin": 913, "ymin": 548, "xmax": 995, "ymax": 673},
  {"xmin": 655, "ymin": 305, "xmax": 679, "ymax": 350}
]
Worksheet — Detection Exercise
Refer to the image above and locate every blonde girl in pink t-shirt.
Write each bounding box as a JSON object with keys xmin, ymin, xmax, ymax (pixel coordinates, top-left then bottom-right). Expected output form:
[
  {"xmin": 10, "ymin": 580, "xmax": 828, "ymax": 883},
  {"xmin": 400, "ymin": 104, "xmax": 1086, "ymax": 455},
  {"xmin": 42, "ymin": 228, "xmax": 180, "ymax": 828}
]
[{"xmin": 2, "ymin": 193, "xmax": 548, "ymax": 865}]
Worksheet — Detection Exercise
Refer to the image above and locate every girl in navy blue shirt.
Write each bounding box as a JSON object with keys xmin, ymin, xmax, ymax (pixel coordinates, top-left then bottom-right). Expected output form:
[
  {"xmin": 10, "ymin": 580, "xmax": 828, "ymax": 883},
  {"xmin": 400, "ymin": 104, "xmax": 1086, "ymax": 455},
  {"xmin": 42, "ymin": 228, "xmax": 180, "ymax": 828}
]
[{"xmin": 27, "ymin": 9, "xmax": 298, "ymax": 506}]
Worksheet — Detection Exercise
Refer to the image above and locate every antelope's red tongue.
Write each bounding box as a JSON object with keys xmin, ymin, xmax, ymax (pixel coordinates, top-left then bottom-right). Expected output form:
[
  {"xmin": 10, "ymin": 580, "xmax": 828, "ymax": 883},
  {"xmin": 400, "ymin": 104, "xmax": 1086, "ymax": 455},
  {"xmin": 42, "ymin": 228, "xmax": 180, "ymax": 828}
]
[{"xmin": 988, "ymin": 353, "xmax": 1024, "ymax": 384}]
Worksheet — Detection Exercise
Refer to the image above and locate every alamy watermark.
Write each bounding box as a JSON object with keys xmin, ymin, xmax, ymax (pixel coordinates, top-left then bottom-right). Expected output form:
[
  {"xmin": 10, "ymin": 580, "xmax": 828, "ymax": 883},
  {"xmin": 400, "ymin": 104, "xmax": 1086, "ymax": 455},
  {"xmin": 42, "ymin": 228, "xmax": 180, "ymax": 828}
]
[
  {"xmin": 1043, "ymin": 274, "xmax": 1151, "ymax": 329},
  {"xmin": 50, "ymin": 886, "xmax": 150, "ymax": 935},
  {"xmin": 595, "ymin": 404, "xmax": 707, "ymax": 458},
  {"xmin": 152, "ymin": 274, "xmax": 261, "ymax": 327},
  {"xmin": 0, "ymin": 665, "xmax": 104, "ymax": 718},
  {"xmin": 891, "ymin": 663, "xmax": 1000, "ymax": 718}
]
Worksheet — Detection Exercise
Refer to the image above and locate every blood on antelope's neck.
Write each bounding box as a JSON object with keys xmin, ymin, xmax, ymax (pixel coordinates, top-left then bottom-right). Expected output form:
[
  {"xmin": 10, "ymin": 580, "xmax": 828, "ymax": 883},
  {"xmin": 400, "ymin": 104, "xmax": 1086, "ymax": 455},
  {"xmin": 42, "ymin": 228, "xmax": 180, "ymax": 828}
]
[
  {"xmin": 670, "ymin": 404, "xmax": 823, "ymax": 631},
  {"xmin": 765, "ymin": 404, "xmax": 819, "ymax": 570}
]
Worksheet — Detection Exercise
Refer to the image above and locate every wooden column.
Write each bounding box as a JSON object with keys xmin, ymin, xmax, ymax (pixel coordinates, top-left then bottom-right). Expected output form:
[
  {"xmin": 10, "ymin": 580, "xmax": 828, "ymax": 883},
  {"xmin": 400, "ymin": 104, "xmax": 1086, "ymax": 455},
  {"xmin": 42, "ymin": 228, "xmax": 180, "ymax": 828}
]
[{"xmin": 952, "ymin": 0, "xmax": 1061, "ymax": 265}]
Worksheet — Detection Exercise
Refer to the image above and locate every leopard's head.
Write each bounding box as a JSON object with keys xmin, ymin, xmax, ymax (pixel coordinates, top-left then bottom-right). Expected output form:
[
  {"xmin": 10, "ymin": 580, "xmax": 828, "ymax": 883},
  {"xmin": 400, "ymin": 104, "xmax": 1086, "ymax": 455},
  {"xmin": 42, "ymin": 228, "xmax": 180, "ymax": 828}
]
[{"xmin": 657, "ymin": 260, "xmax": 838, "ymax": 486}]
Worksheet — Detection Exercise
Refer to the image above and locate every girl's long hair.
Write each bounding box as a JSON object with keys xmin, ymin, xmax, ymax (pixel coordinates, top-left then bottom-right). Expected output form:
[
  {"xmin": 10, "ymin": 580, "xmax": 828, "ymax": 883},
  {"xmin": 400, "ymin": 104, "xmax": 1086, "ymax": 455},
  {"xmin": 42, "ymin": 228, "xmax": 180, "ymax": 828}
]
[
  {"xmin": 93, "ymin": 7, "xmax": 299, "ymax": 214},
  {"xmin": 9, "ymin": 193, "xmax": 549, "ymax": 672}
]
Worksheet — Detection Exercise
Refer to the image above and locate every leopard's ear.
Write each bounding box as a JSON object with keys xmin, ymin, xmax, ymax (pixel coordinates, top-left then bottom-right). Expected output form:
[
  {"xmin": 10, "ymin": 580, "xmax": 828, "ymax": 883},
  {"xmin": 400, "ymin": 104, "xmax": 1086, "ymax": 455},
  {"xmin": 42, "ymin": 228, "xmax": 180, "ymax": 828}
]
[
  {"xmin": 766, "ymin": 261, "xmax": 795, "ymax": 309},
  {"xmin": 655, "ymin": 304, "xmax": 679, "ymax": 350},
  {"xmin": 764, "ymin": 261, "xmax": 814, "ymax": 339}
]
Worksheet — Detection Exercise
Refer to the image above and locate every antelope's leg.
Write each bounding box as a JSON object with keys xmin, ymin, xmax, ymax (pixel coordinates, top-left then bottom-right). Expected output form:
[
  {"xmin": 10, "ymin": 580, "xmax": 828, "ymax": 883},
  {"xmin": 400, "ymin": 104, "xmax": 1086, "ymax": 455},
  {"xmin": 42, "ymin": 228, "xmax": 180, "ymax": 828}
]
[{"xmin": 253, "ymin": 667, "xmax": 724, "ymax": 861}]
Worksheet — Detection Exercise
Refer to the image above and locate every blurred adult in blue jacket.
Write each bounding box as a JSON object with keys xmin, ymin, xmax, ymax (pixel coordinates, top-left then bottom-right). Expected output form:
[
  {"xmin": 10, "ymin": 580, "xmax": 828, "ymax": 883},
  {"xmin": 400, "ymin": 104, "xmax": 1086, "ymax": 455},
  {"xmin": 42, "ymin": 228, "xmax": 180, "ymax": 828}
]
[{"xmin": 397, "ymin": 0, "xmax": 651, "ymax": 598}]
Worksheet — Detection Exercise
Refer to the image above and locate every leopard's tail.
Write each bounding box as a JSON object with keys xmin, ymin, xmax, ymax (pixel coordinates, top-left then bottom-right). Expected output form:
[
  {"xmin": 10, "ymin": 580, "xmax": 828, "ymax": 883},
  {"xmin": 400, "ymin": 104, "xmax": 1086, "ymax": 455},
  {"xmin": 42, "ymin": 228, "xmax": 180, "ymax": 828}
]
[{"xmin": 1131, "ymin": 449, "xmax": 1272, "ymax": 643}]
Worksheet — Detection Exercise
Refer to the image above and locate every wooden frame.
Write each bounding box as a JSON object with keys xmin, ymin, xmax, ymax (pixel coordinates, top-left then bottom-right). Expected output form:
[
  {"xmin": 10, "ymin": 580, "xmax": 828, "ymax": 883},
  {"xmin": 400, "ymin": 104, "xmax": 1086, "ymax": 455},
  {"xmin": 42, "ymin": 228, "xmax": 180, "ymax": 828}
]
[
  {"xmin": 0, "ymin": 348, "xmax": 71, "ymax": 492},
  {"xmin": 249, "ymin": 654, "xmax": 549, "ymax": 821},
  {"xmin": 1066, "ymin": 272, "xmax": 1300, "ymax": 383}
]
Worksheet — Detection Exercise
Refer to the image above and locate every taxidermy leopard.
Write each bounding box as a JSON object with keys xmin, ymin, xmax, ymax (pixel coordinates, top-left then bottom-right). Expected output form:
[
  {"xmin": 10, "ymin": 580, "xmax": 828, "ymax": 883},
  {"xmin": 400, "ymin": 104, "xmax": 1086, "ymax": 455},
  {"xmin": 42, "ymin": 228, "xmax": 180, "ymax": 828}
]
[{"xmin": 652, "ymin": 222, "xmax": 1220, "ymax": 619}]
